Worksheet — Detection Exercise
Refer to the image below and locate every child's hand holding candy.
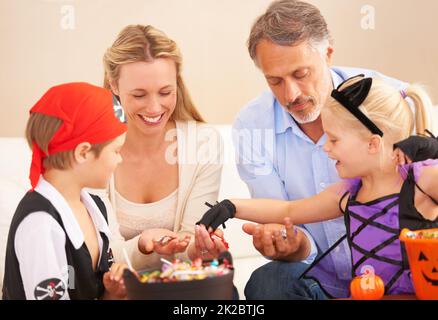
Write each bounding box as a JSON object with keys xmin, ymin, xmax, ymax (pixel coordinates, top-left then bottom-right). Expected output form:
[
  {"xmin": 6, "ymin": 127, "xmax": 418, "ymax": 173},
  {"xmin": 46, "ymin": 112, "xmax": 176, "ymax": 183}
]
[{"xmin": 102, "ymin": 262, "xmax": 128, "ymax": 300}]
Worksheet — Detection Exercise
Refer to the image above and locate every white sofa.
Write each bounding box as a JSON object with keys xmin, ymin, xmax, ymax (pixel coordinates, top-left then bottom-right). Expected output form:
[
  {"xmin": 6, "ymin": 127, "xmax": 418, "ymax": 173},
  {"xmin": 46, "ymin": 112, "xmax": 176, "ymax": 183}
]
[{"xmin": 0, "ymin": 125, "xmax": 268, "ymax": 299}]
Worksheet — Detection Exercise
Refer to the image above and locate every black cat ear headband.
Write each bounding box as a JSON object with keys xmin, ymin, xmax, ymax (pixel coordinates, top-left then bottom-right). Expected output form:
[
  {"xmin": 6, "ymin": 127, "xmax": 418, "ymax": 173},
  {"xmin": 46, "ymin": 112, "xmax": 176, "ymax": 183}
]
[{"xmin": 331, "ymin": 74, "xmax": 384, "ymax": 137}]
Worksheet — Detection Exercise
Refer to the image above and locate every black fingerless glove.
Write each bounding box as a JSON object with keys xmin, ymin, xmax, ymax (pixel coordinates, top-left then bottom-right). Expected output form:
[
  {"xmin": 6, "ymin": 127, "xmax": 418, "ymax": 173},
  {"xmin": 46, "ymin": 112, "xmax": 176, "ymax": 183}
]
[
  {"xmin": 196, "ymin": 200, "xmax": 236, "ymax": 231},
  {"xmin": 393, "ymin": 130, "xmax": 438, "ymax": 162}
]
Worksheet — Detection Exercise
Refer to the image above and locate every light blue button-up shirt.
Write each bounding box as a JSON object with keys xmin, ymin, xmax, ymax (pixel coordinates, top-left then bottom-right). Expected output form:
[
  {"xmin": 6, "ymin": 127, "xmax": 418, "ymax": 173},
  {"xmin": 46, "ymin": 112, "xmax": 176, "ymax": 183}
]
[{"xmin": 233, "ymin": 66, "xmax": 407, "ymax": 281}]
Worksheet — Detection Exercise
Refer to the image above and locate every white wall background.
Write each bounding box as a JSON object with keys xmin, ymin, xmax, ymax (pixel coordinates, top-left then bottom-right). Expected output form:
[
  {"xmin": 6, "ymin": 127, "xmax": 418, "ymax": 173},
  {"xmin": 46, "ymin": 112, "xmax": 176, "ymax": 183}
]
[{"xmin": 0, "ymin": 0, "xmax": 437, "ymax": 136}]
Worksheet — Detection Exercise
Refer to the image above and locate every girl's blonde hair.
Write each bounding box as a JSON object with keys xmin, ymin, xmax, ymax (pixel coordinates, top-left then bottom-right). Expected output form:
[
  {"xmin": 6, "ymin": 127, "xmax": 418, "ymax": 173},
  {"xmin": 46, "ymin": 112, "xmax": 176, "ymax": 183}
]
[
  {"xmin": 326, "ymin": 77, "xmax": 436, "ymax": 144},
  {"xmin": 103, "ymin": 24, "xmax": 204, "ymax": 122}
]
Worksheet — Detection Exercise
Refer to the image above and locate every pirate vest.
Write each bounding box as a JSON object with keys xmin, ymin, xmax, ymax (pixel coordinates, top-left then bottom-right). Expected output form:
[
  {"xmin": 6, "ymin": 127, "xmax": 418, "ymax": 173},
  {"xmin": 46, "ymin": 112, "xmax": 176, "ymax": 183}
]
[
  {"xmin": 301, "ymin": 168, "xmax": 438, "ymax": 298},
  {"xmin": 2, "ymin": 191, "xmax": 113, "ymax": 300}
]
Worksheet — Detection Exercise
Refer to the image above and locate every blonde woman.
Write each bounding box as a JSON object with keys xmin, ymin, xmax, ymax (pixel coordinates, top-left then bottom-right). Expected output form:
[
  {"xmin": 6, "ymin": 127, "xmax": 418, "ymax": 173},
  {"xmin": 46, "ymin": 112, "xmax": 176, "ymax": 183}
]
[
  {"xmin": 101, "ymin": 25, "xmax": 226, "ymax": 270},
  {"xmin": 198, "ymin": 75, "xmax": 438, "ymax": 298}
]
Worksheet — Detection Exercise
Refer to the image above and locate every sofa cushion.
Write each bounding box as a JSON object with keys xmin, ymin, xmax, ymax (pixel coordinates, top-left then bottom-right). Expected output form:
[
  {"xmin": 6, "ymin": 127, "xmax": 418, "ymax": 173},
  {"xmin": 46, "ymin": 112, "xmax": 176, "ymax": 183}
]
[{"xmin": 0, "ymin": 138, "xmax": 31, "ymax": 295}]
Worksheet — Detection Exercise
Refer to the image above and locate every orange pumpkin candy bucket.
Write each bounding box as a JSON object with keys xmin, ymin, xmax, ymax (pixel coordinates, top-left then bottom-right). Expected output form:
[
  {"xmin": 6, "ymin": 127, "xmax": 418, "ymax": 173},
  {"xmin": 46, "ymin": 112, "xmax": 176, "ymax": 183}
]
[{"xmin": 400, "ymin": 228, "xmax": 438, "ymax": 300}]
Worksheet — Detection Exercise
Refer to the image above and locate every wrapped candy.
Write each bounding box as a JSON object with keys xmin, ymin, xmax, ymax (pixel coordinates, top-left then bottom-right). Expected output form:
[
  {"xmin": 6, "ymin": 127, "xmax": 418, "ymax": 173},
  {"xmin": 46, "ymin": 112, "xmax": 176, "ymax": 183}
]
[
  {"xmin": 138, "ymin": 257, "xmax": 232, "ymax": 283},
  {"xmin": 405, "ymin": 230, "xmax": 438, "ymax": 239}
]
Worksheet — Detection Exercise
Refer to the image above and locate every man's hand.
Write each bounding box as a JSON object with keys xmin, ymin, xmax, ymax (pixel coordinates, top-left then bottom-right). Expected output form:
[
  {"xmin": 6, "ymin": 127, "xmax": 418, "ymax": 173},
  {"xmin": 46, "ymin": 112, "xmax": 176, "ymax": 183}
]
[{"xmin": 242, "ymin": 217, "xmax": 309, "ymax": 261}]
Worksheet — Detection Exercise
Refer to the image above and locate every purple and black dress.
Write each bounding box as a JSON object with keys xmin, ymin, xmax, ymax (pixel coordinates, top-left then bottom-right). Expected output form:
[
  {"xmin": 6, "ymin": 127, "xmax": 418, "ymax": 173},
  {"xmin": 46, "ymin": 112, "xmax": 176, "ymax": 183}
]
[{"xmin": 300, "ymin": 159, "xmax": 438, "ymax": 298}]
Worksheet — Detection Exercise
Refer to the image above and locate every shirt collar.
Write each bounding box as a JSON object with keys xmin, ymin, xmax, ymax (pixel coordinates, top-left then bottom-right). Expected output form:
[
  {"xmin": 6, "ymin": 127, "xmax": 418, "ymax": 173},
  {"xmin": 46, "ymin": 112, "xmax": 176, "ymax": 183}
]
[
  {"xmin": 330, "ymin": 68, "xmax": 344, "ymax": 90},
  {"xmin": 274, "ymin": 100, "xmax": 298, "ymax": 135},
  {"xmin": 34, "ymin": 176, "xmax": 111, "ymax": 249},
  {"xmin": 274, "ymin": 107, "xmax": 326, "ymax": 146}
]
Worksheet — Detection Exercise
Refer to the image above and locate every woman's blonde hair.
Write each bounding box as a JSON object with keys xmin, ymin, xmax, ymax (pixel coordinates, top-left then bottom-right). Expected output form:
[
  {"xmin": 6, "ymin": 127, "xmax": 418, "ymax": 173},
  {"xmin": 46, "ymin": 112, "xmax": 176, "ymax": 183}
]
[
  {"xmin": 103, "ymin": 24, "xmax": 204, "ymax": 122},
  {"xmin": 326, "ymin": 77, "xmax": 436, "ymax": 144},
  {"xmin": 25, "ymin": 113, "xmax": 110, "ymax": 170}
]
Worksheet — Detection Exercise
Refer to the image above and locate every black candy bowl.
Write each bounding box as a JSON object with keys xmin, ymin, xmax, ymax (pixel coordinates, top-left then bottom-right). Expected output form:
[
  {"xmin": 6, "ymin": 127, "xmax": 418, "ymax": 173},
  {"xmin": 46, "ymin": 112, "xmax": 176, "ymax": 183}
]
[{"xmin": 123, "ymin": 251, "xmax": 234, "ymax": 300}]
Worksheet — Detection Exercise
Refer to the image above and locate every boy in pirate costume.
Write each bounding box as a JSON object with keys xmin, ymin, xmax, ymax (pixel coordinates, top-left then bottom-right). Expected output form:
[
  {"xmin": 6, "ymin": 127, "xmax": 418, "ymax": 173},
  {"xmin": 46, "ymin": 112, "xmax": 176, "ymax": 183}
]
[
  {"xmin": 197, "ymin": 75, "xmax": 438, "ymax": 298},
  {"xmin": 2, "ymin": 82, "xmax": 128, "ymax": 300}
]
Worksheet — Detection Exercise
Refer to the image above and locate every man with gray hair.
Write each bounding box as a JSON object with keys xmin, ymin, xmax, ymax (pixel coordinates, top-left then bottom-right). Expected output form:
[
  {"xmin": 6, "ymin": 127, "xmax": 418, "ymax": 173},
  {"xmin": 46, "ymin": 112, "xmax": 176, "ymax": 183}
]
[{"xmin": 233, "ymin": 0, "xmax": 407, "ymax": 299}]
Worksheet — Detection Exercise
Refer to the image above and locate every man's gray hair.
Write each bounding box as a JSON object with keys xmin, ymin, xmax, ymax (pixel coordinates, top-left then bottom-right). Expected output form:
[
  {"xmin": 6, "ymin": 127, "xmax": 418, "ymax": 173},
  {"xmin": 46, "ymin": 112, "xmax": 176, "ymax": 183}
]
[{"xmin": 248, "ymin": 0, "xmax": 332, "ymax": 61}]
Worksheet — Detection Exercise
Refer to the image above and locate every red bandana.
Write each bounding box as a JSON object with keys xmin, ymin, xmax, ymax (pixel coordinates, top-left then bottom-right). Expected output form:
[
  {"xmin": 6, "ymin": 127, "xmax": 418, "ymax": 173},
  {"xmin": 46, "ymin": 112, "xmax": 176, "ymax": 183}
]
[{"xmin": 29, "ymin": 82, "xmax": 127, "ymax": 189}]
